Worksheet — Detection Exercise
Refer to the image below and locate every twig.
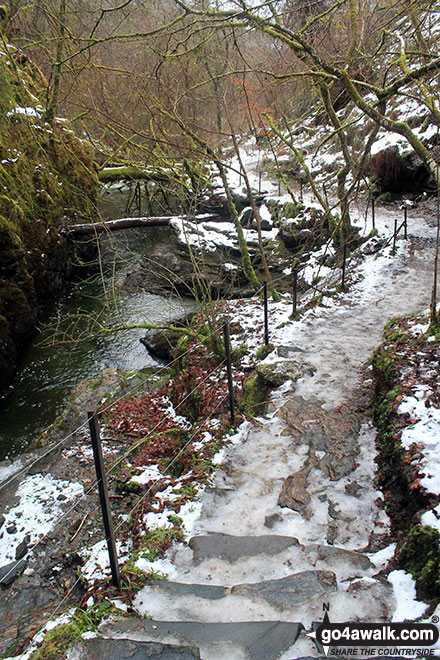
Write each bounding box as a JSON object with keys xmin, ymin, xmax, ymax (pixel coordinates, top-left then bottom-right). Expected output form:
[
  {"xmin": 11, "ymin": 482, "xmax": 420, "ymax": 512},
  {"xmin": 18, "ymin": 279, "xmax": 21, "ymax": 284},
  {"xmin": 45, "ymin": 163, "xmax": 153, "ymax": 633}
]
[{"xmin": 69, "ymin": 512, "xmax": 89, "ymax": 542}]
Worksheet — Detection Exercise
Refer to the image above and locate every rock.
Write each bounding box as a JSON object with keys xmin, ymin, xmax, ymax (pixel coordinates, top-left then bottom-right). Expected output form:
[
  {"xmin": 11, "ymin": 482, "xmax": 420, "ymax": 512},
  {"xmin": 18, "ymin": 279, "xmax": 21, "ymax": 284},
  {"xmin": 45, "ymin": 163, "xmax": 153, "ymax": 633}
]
[
  {"xmin": 280, "ymin": 396, "xmax": 361, "ymax": 480},
  {"xmin": 264, "ymin": 513, "xmax": 282, "ymax": 528},
  {"xmin": 103, "ymin": 618, "xmax": 303, "ymax": 660},
  {"xmin": 278, "ymin": 467, "xmax": 311, "ymax": 514},
  {"xmin": 0, "ymin": 558, "xmax": 27, "ymax": 586},
  {"xmin": 232, "ymin": 571, "xmax": 337, "ymax": 607},
  {"xmin": 140, "ymin": 312, "xmax": 195, "ymax": 360},
  {"xmin": 6, "ymin": 524, "xmax": 17, "ymax": 534},
  {"xmin": 276, "ymin": 345, "xmax": 304, "ymax": 358},
  {"xmin": 327, "ymin": 521, "xmax": 338, "ymax": 545},
  {"xmin": 328, "ymin": 500, "xmax": 355, "ymax": 523},
  {"xmin": 256, "ymin": 359, "xmax": 308, "ymax": 388},
  {"xmin": 15, "ymin": 534, "xmax": 30, "ymax": 560},
  {"xmin": 345, "ymin": 481, "xmax": 363, "ymax": 498},
  {"xmin": 361, "ymin": 237, "xmax": 387, "ymax": 255},
  {"xmin": 0, "ymin": 585, "xmax": 56, "ymax": 655},
  {"xmin": 70, "ymin": 638, "xmax": 201, "ymax": 659},
  {"xmin": 0, "ymin": 515, "xmax": 4, "ymax": 529},
  {"xmin": 189, "ymin": 533, "xmax": 300, "ymax": 563},
  {"xmin": 315, "ymin": 545, "xmax": 374, "ymax": 571}
]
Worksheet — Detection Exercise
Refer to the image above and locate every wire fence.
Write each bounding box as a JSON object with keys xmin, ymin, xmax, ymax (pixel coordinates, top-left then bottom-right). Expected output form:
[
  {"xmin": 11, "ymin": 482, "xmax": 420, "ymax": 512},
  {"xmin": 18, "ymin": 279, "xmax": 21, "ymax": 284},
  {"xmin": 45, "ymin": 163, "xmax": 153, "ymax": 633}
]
[{"xmin": 3, "ymin": 197, "xmax": 414, "ymax": 657}]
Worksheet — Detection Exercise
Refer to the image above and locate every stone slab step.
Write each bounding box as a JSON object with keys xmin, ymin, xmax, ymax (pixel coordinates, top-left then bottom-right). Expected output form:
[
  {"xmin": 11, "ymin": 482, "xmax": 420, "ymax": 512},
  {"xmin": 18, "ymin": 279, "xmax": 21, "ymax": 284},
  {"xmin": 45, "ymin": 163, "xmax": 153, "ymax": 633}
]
[
  {"xmin": 103, "ymin": 618, "xmax": 304, "ymax": 660},
  {"xmin": 188, "ymin": 533, "xmax": 300, "ymax": 563},
  {"xmin": 169, "ymin": 533, "xmax": 375, "ymax": 585},
  {"xmin": 134, "ymin": 571, "xmax": 337, "ymax": 623},
  {"xmin": 68, "ymin": 637, "xmax": 200, "ymax": 659}
]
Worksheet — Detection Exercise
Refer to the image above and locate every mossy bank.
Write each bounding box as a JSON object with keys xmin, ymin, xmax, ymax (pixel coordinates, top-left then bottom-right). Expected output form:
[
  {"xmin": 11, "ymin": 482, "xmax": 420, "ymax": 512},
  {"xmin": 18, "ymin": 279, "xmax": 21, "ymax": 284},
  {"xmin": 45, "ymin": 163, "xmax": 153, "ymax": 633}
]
[
  {"xmin": 372, "ymin": 315, "xmax": 440, "ymax": 605},
  {"xmin": 0, "ymin": 36, "xmax": 98, "ymax": 393}
]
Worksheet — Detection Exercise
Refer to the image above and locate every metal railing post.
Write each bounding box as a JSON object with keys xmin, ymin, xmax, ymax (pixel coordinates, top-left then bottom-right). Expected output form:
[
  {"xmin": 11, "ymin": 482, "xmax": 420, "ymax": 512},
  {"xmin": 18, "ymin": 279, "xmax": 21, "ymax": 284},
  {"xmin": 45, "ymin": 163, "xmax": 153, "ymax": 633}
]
[
  {"xmin": 222, "ymin": 322, "xmax": 235, "ymax": 425},
  {"xmin": 263, "ymin": 281, "xmax": 269, "ymax": 346},
  {"xmin": 88, "ymin": 410, "xmax": 121, "ymax": 589},
  {"xmin": 292, "ymin": 268, "xmax": 298, "ymax": 318}
]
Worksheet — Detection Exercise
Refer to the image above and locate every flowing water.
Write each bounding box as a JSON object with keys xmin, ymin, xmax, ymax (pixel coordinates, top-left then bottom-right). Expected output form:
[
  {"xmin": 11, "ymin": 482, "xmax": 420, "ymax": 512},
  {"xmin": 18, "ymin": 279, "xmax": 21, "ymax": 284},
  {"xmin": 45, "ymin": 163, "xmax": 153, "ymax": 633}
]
[{"xmin": 0, "ymin": 189, "xmax": 197, "ymax": 460}]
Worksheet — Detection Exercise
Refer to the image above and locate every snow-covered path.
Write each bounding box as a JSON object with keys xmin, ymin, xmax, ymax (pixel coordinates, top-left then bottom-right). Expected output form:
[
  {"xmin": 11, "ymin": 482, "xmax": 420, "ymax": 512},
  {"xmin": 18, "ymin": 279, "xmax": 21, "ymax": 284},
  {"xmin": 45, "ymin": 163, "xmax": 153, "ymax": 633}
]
[{"xmin": 89, "ymin": 208, "xmax": 438, "ymax": 659}]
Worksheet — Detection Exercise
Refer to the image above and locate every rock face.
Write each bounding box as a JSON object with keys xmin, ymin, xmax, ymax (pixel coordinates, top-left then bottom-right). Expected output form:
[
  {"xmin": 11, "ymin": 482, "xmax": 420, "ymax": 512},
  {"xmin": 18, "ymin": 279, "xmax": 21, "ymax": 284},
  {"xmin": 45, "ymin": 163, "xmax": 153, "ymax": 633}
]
[
  {"xmin": 0, "ymin": 44, "xmax": 98, "ymax": 393},
  {"xmin": 69, "ymin": 638, "xmax": 201, "ymax": 660}
]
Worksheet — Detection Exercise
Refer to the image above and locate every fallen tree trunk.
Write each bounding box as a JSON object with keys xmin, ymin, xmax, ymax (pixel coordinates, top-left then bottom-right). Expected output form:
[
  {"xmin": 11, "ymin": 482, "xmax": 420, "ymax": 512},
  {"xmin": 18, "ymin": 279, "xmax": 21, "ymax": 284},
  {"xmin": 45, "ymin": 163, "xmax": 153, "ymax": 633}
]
[
  {"xmin": 64, "ymin": 214, "xmax": 221, "ymax": 236},
  {"xmin": 98, "ymin": 166, "xmax": 173, "ymax": 183}
]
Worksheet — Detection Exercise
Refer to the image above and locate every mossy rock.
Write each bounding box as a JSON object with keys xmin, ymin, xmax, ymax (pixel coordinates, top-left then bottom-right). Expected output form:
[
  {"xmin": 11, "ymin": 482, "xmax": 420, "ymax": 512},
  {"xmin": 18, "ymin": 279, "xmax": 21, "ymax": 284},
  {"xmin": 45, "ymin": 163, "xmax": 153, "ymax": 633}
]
[
  {"xmin": 283, "ymin": 200, "xmax": 304, "ymax": 219},
  {"xmin": 0, "ymin": 43, "xmax": 99, "ymax": 393},
  {"xmin": 240, "ymin": 371, "xmax": 269, "ymax": 416},
  {"xmin": 399, "ymin": 524, "xmax": 440, "ymax": 603}
]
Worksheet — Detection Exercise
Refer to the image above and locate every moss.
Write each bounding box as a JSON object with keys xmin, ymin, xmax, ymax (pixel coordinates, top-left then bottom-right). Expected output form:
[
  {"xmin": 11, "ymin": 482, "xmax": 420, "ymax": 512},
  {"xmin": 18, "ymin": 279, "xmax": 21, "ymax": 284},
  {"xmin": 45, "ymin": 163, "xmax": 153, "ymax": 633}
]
[
  {"xmin": 283, "ymin": 200, "xmax": 304, "ymax": 219},
  {"xmin": 29, "ymin": 602, "xmax": 120, "ymax": 660},
  {"xmin": 0, "ymin": 42, "xmax": 99, "ymax": 392},
  {"xmin": 240, "ymin": 371, "xmax": 269, "ymax": 416},
  {"xmin": 29, "ymin": 621, "xmax": 83, "ymax": 660},
  {"xmin": 400, "ymin": 525, "xmax": 440, "ymax": 604},
  {"xmin": 255, "ymin": 344, "xmax": 273, "ymax": 360}
]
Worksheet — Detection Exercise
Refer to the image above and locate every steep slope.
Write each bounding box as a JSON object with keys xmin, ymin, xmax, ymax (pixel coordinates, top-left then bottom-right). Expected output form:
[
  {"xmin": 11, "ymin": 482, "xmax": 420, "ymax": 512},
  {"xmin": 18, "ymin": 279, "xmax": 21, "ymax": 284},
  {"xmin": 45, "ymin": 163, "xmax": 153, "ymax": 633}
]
[{"xmin": 0, "ymin": 39, "xmax": 98, "ymax": 392}]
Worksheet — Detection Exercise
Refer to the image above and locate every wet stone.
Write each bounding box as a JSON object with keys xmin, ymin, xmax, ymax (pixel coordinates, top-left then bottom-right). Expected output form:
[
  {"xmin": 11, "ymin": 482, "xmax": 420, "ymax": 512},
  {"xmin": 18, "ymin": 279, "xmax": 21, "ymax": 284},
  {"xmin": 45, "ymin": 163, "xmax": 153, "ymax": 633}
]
[{"xmin": 69, "ymin": 638, "xmax": 201, "ymax": 659}]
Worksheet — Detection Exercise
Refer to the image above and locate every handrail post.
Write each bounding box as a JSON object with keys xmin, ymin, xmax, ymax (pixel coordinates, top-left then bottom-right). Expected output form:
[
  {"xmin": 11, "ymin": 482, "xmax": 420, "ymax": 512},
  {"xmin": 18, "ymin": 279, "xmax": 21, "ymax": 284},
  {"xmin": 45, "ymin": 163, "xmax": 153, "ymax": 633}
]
[
  {"xmin": 263, "ymin": 281, "xmax": 269, "ymax": 346},
  {"xmin": 222, "ymin": 322, "xmax": 235, "ymax": 425},
  {"xmin": 88, "ymin": 410, "xmax": 121, "ymax": 589}
]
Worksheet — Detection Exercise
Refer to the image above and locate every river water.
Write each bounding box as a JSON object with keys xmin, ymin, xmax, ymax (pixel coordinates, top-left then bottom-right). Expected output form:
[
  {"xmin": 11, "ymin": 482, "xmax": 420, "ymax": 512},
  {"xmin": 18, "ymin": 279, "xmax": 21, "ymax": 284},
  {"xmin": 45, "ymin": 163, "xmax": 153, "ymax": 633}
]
[{"xmin": 0, "ymin": 189, "xmax": 197, "ymax": 460}]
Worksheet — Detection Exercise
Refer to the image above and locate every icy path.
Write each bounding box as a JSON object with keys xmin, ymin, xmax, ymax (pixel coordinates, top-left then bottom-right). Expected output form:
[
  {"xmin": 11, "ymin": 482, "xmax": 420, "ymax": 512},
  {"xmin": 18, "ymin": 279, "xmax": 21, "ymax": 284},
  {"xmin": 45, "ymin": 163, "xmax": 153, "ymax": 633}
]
[{"xmin": 89, "ymin": 209, "xmax": 437, "ymax": 660}]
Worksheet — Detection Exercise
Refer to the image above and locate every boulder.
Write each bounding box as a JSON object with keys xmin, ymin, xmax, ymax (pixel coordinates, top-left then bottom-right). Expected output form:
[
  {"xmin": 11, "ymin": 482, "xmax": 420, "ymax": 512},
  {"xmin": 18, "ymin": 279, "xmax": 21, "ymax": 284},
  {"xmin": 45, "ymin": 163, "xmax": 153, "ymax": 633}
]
[{"xmin": 0, "ymin": 558, "xmax": 27, "ymax": 586}]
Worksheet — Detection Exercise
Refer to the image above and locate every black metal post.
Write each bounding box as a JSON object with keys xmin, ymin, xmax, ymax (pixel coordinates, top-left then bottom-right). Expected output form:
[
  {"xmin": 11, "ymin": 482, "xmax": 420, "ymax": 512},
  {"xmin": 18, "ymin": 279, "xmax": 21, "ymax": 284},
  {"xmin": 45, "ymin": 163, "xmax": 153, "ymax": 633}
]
[
  {"xmin": 222, "ymin": 322, "xmax": 235, "ymax": 424},
  {"xmin": 263, "ymin": 281, "xmax": 269, "ymax": 346},
  {"xmin": 292, "ymin": 268, "xmax": 298, "ymax": 318},
  {"xmin": 372, "ymin": 197, "xmax": 375, "ymax": 229},
  {"xmin": 88, "ymin": 411, "xmax": 121, "ymax": 589},
  {"xmin": 278, "ymin": 180, "xmax": 281, "ymax": 196},
  {"xmin": 300, "ymin": 178, "xmax": 303, "ymax": 202},
  {"xmin": 393, "ymin": 218, "xmax": 398, "ymax": 253},
  {"xmin": 258, "ymin": 171, "xmax": 262, "ymax": 194},
  {"xmin": 342, "ymin": 244, "xmax": 347, "ymax": 289},
  {"xmin": 404, "ymin": 206, "xmax": 408, "ymax": 239}
]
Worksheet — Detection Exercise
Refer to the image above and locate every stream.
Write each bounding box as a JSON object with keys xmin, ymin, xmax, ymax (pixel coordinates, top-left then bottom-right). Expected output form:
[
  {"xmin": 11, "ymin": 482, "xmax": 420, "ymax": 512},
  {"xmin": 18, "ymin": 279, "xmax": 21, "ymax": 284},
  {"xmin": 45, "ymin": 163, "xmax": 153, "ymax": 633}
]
[{"xmin": 0, "ymin": 188, "xmax": 198, "ymax": 461}]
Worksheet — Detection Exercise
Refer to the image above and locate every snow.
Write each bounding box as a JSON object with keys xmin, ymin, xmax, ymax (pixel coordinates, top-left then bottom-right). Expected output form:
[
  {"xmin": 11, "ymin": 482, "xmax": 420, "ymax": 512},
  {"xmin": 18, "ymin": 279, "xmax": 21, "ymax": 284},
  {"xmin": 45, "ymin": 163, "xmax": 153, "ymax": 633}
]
[
  {"xmin": 388, "ymin": 570, "xmax": 429, "ymax": 622},
  {"xmin": 7, "ymin": 105, "xmax": 43, "ymax": 118},
  {"xmin": 80, "ymin": 537, "xmax": 131, "ymax": 583},
  {"xmin": 0, "ymin": 474, "xmax": 83, "ymax": 565}
]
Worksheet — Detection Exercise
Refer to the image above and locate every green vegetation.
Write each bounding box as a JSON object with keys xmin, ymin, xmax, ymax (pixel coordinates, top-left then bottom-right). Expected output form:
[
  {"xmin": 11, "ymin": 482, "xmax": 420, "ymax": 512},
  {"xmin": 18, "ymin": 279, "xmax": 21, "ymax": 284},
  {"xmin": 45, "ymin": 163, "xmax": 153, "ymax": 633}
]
[
  {"xmin": 28, "ymin": 601, "xmax": 119, "ymax": 660},
  {"xmin": 0, "ymin": 43, "xmax": 98, "ymax": 392},
  {"xmin": 400, "ymin": 525, "xmax": 440, "ymax": 604},
  {"xmin": 240, "ymin": 370, "xmax": 269, "ymax": 416}
]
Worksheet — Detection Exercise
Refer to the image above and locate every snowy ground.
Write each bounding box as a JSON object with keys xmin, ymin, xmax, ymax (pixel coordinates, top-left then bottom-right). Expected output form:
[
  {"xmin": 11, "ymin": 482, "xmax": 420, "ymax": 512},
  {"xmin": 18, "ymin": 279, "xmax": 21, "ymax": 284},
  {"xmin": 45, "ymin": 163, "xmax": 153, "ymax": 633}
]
[{"xmin": 3, "ymin": 141, "xmax": 440, "ymax": 659}]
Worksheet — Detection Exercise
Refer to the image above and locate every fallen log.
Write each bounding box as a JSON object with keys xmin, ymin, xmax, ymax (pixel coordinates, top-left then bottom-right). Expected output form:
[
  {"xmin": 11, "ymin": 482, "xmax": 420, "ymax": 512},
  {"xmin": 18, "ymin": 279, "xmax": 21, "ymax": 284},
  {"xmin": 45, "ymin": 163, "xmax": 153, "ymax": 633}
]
[
  {"xmin": 98, "ymin": 165, "xmax": 172, "ymax": 183},
  {"xmin": 64, "ymin": 213, "xmax": 221, "ymax": 236}
]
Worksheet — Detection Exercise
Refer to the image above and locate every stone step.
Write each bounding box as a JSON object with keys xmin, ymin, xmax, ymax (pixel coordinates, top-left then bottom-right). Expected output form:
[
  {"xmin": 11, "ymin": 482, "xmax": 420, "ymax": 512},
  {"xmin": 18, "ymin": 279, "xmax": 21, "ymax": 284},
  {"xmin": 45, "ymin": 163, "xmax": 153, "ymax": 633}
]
[
  {"xmin": 68, "ymin": 637, "xmax": 201, "ymax": 659},
  {"xmin": 102, "ymin": 618, "xmax": 304, "ymax": 660},
  {"xmin": 133, "ymin": 571, "xmax": 337, "ymax": 623},
  {"xmin": 166, "ymin": 533, "xmax": 377, "ymax": 585},
  {"xmin": 189, "ymin": 533, "xmax": 301, "ymax": 563}
]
